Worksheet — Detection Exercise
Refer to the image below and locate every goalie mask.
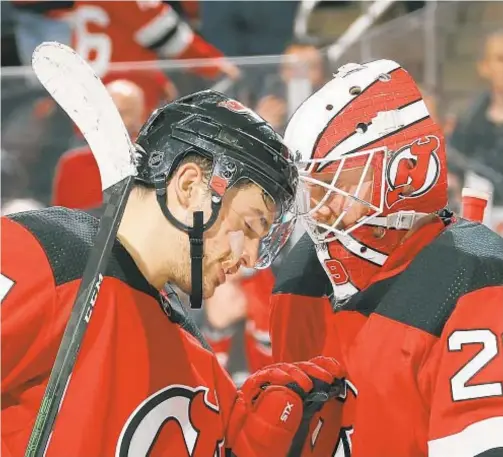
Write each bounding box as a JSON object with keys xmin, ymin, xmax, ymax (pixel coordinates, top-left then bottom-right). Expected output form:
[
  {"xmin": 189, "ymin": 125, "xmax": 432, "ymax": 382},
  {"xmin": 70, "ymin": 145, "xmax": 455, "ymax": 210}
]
[{"xmin": 285, "ymin": 60, "xmax": 447, "ymax": 305}]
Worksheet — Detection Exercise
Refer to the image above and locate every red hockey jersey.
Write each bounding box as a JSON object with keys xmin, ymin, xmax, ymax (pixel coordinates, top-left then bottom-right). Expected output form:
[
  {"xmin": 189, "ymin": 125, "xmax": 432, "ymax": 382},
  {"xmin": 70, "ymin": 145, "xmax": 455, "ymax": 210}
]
[
  {"xmin": 2, "ymin": 208, "xmax": 290, "ymax": 457},
  {"xmin": 68, "ymin": 0, "xmax": 224, "ymax": 112},
  {"xmin": 271, "ymin": 218, "xmax": 503, "ymax": 457}
]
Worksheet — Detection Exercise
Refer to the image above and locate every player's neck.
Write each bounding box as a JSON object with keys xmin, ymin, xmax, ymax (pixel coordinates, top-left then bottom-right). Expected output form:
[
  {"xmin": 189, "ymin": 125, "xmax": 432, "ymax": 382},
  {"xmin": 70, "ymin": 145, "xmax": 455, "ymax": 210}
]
[{"xmin": 117, "ymin": 189, "xmax": 181, "ymax": 289}]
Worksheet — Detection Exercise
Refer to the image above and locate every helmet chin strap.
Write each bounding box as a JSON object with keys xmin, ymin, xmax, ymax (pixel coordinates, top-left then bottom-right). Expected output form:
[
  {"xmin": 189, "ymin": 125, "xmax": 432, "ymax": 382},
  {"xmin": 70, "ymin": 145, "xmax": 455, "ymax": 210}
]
[
  {"xmin": 154, "ymin": 179, "xmax": 221, "ymax": 308},
  {"xmin": 188, "ymin": 211, "xmax": 204, "ymax": 308}
]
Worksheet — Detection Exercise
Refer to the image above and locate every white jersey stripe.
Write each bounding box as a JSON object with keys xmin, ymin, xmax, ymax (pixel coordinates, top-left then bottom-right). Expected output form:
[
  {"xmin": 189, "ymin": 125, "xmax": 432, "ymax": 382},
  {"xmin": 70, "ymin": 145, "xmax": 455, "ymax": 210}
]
[
  {"xmin": 134, "ymin": 7, "xmax": 179, "ymax": 48},
  {"xmin": 428, "ymin": 416, "xmax": 503, "ymax": 457},
  {"xmin": 157, "ymin": 21, "xmax": 194, "ymax": 58}
]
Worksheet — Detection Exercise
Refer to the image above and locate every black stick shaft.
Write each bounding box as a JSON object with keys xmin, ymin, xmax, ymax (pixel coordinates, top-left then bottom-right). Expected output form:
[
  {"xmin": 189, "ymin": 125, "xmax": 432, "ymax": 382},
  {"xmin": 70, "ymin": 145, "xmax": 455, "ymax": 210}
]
[{"xmin": 25, "ymin": 176, "xmax": 134, "ymax": 457}]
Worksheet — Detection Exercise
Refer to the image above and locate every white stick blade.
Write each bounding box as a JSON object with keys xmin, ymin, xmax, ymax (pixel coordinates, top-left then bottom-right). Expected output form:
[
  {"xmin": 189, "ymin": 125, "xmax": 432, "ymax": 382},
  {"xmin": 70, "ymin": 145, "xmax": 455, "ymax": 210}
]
[{"xmin": 31, "ymin": 42, "xmax": 136, "ymax": 190}]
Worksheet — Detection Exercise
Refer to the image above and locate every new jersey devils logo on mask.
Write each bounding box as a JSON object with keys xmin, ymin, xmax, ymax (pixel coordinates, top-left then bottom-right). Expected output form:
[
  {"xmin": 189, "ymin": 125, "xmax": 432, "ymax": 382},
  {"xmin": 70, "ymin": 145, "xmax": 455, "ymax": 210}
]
[
  {"xmin": 385, "ymin": 135, "xmax": 441, "ymax": 208},
  {"xmin": 116, "ymin": 385, "xmax": 224, "ymax": 457}
]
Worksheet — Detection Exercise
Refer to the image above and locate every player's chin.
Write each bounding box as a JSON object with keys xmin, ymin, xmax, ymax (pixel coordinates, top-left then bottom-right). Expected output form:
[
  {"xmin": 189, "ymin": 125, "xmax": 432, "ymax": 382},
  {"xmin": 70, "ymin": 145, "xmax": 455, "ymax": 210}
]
[{"xmin": 202, "ymin": 275, "xmax": 219, "ymax": 300}]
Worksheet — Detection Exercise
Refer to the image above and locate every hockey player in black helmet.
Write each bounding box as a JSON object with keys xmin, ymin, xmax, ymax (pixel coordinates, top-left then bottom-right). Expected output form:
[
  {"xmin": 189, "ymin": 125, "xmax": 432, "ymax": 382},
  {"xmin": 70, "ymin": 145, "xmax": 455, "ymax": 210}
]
[
  {"xmin": 133, "ymin": 90, "xmax": 299, "ymax": 308},
  {"xmin": 2, "ymin": 91, "xmax": 346, "ymax": 457}
]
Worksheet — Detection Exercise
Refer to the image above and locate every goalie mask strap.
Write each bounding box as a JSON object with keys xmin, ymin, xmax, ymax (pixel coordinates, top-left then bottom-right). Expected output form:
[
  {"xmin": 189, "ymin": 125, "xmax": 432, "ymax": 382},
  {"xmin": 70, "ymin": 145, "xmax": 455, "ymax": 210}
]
[{"xmin": 366, "ymin": 211, "xmax": 429, "ymax": 230}]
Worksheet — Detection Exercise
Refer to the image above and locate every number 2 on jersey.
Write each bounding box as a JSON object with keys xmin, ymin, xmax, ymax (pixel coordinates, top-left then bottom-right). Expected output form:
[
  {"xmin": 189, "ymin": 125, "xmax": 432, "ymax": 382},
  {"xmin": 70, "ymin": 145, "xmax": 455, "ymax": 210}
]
[{"xmin": 448, "ymin": 329, "xmax": 503, "ymax": 401}]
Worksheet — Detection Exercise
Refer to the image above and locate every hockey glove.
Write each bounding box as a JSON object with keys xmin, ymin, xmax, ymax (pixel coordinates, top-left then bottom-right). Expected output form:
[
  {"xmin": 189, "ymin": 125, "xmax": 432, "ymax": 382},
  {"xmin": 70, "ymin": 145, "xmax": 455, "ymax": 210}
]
[{"xmin": 227, "ymin": 356, "xmax": 345, "ymax": 457}]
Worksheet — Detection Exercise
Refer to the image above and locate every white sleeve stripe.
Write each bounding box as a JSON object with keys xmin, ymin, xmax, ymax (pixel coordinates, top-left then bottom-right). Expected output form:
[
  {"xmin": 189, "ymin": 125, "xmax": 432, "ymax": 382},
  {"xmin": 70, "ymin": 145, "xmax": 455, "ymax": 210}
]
[
  {"xmin": 0, "ymin": 274, "xmax": 15, "ymax": 304},
  {"xmin": 134, "ymin": 7, "xmax": 179, "ymax": 48},
  {"xmin": 157, "ymin": 22, "xmax": 194, "ymax": 57},
  {"xmin": 428, "ymin": 416, "xmax": 503, "ymax": 457}
]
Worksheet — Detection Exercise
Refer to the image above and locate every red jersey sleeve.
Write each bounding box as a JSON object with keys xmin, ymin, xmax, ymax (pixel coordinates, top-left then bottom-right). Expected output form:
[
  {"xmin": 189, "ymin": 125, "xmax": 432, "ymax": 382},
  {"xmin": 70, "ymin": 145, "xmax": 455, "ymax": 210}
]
[
  {"xmin": 1, "ymin": 218, "xmax": 57, "ymax": 394},
  {"xmin": 424, "ymin": 285, "xmax": 503, "ymax": 457},
  {"xmin": 1, "ymin": 218, "xmax": 59, "ymax": 456},
  {"xmin": 116, "ymin": 1, "xmax": 223, "ymax": 78}
]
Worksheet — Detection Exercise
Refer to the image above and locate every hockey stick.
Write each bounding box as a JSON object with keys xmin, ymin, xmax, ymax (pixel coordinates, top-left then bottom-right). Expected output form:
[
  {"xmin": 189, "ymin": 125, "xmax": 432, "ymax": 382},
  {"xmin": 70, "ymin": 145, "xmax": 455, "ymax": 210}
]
[{"xmin": 25, "ymin": 42, "xmax": 137, "ymax": 457}]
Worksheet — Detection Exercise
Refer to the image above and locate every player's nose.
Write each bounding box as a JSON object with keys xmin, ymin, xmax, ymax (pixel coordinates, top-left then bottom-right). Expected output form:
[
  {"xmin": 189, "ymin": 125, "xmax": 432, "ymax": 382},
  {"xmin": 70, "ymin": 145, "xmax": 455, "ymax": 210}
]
[
  {"xmin": 240, "ymin": 237, "xmax": 260, "ymax": 268},
  {"xmin": 311, "ymin": 194, "xmax": 345, "ymax": 224}
]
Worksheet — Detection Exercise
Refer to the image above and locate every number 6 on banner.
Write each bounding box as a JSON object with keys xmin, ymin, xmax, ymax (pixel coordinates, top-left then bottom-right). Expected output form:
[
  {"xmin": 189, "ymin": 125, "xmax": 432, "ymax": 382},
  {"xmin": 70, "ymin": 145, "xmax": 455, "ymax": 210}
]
[
  {"xmin": 449, "ymin": 329, "xmax": 503, "ymax": 401},
  {"xmin": 73, "ymin": 5, "xmax": 112, "ymax": 77}
]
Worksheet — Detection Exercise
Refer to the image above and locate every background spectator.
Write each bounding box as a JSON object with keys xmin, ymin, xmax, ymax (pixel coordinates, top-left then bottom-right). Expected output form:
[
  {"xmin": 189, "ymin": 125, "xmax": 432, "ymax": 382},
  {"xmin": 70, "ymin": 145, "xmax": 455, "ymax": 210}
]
[
  {"xmin": 199, "ymin": 1, "xmax": 299, "ymax": 58},
  {"xmin": 199, "ymin": 1, "xmax": 299, "ymax": 107},
  {"xmin": 1, "ymin": 92, "xmax": 63, "ymax": 204},
  {"xmin": 11, "ymin": 1, "xmax": 74, "ymax": 66},
  {"xmin": 449, "ymin": 28, "xmax": 503, "ymax": 206},
  {"xmin": 255, "ymin": 41, "xmax": 327, "ymax": 131},
  {"xmin": 1, "ymin": 149, "xmax": 44, "ymax": 215},
  {"xmin": 419, "ymin": 84, "xmax": 464, "ymax": 213}
]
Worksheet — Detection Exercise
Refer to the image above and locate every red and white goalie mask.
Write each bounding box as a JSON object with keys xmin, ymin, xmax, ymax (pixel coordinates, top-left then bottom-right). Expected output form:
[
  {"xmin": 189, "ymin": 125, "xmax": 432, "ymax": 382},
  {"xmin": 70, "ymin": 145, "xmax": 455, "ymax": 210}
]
[{"xmin": 285, "ymin": 60, "xmax": 448, "ymax": 304}]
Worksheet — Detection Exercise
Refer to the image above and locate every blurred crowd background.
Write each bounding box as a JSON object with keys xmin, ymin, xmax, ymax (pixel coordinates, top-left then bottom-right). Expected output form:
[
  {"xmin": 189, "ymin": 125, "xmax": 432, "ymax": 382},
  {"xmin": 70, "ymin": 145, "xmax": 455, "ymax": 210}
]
[{"xmin": 1, "ymin": 0, "xmax": 502, "ymax": 383}]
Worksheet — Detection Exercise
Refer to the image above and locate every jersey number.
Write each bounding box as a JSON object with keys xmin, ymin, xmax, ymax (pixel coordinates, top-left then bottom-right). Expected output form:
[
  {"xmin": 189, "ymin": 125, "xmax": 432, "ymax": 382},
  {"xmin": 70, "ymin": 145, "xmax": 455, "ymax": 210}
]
[
  {"xmin": 325, "ymin": 259, "xmax": 349, "ymax": 285},
  {"xmin": 73, "ymin": 5, "xmax": 112, "ymax": 77},
  {"xmin": 0, "ymin": 273, "xmax": 15, "ymax": 303},
  {"xmin": 448, "ymin": 329, "xmax": 503, "ymax": 401}
]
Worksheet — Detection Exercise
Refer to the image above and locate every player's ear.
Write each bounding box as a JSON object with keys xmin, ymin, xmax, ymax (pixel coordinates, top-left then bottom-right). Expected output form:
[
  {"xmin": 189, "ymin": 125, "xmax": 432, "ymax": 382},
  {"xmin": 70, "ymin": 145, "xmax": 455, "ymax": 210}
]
[{"xmin": 172, "ymin": 162, "xmax": 206, "ymax": 210}]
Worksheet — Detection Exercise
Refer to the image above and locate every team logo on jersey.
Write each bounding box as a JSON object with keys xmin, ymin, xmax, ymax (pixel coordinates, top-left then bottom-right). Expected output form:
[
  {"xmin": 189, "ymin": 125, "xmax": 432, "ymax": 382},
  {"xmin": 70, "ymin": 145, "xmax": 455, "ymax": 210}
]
[
  {"xmin": 116, "ymin": 385, "xmax": 224, "ymax": 457},
  {"xmin": 385, "ymin": 135, "xmax": 441, "ymax": 208}
]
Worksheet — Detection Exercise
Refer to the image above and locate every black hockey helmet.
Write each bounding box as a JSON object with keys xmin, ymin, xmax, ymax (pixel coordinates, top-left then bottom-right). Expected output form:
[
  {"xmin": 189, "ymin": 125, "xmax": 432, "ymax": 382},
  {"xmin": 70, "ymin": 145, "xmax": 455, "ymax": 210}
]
[{"xmin": 135, "ymin": 90, "xmax": 299, "ymax": 307}]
